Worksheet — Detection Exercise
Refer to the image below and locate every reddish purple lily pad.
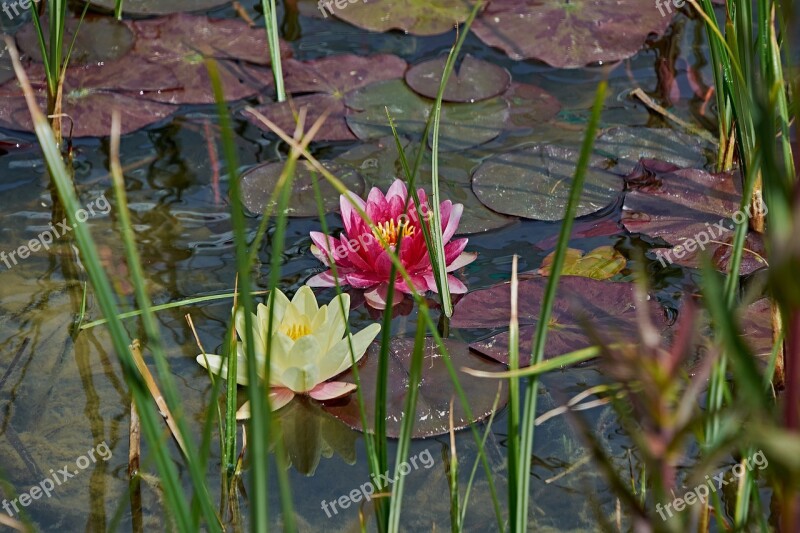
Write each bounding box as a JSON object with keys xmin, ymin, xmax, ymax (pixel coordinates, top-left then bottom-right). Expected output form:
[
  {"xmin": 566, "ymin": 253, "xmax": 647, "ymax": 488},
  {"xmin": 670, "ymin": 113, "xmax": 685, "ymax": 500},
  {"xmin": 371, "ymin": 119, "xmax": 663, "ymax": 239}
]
[
  {"xmin": 240, "ymin": 160, "xmax": 365, "ymax": 217},
  {"xmin": 16, "ymin": 16, "xmax": 134, "ymax": 66},
  {"xmin": 472, "ymin": 144, "xmax": 623, "ymax": 221},
  {"xmin": 129, "ymin": 14, "xmax": 291, "ymax": 104},
  {"xmin": 451, "ymin": 276, "xmax": 667, "ymax": 365},
  {"xmin": 244, "ymin": 54, "xmax": 407, "ymax": 142},
  {"xmin": 88, "ymin": 0, "xmax": 232, "ymax": 15},
  {"xmin": 622, "ymin": 159, "xmax": 768, "ymax": 275},
  {"xmin": 321, "ymin": 338, "xmax": 508, "ymax": 438},
  {"xmin": 504, "ymin": 82, "xmax": 562, "ymax": 130},
  {"xmin": 405, "ymin": 54, "xmax": 511, "ymax": 103},
  {"xmin": 327, "ymin": 0, "xmax": 475, "ymax": 36},
  {"xmin": 0, "ymin": 40, "xmax": 13, "ymax": 86},
  {"xmin": 472, "ymin": 0, "xmax": 673, "ymax": 68},
  {"xmin": 0, "ymin": 59, "xmax": 177, "ymax": 138}
]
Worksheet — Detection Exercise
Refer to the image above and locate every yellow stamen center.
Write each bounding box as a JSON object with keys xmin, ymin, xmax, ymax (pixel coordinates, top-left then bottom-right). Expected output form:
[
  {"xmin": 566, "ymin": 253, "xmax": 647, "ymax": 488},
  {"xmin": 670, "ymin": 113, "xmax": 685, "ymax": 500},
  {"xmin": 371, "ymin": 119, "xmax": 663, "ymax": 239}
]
[
  {"xmin": 283, "ymin": 323, "xmax": 311, "ymax": 340},
  {"xmin": 373, "ymin": 218, "xmax": 415, "ymax": 247}
]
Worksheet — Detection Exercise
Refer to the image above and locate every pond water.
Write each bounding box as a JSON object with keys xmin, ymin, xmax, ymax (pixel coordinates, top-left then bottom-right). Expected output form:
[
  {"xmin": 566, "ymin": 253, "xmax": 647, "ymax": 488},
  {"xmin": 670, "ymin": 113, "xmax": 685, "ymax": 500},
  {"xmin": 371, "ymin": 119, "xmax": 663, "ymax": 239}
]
[{"xmin": 0, "ymin": 2, "xmax": 725, "ymax": 531}]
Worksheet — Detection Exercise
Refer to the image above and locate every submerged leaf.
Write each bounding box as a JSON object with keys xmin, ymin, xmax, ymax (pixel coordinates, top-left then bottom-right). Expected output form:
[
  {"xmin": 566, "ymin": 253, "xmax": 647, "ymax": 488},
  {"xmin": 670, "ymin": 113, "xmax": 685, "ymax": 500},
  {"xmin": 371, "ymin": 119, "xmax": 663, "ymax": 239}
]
[
  {"xmin": 472, "ymin": 0, "xmax": 672, "ymax": 68},
  {"xmin": 322, "ymin": 338, "xmax": 508, "ymax": 438},
  {"xmin": 17, "ymin": 16, "xmax": 134, "ymax": 66},
  {"xmin": 451, "ymin": 276, "xmax": 667, "ymax": 365},
  {"xmin": 88, "ymin": 0, "xmax": 232, "ymax": 15},
  {"xmin": 240, "ymin": 160, "xmax": 365, "ymax": 217},
  {"xmin": 328, "ymin": 0, "xmax": 475, "ymax": 36},
  {"xmin": 472, "ymin": 144, "xmax": 622, "ymax": 221},
  {"xmin": 537, "ymin": 246, "xmax": 626, "ymax": 280}
]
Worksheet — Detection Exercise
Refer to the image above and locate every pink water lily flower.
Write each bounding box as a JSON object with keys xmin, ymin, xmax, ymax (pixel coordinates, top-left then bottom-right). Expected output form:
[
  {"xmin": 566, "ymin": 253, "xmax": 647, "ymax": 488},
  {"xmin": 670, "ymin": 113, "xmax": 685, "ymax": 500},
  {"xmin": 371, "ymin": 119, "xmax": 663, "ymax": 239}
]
[{"xmin": 307, "ymin": 179, "xmax": 476, "ymax": 309}]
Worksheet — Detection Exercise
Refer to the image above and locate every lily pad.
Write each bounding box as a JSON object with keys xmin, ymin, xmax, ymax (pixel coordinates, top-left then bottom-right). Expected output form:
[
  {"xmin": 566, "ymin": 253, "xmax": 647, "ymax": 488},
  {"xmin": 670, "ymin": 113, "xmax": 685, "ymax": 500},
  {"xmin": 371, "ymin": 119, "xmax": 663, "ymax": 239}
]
[
  {"xmin": 405, "ymin": 54, "xmax": 511, "ymax": 103},
  {"xmin": 504, "ymin": 82, "xmax": 562, "ymax": 130},
  {"xmin": 472, "ymin": 0, "xmax": 672, "ymax": 68},
  {"xmin": 334, "ymin": 138, "xmax": 518, "ymax": 234},
  {"xmin": 451, "ymin": 276, "xmax": 667, "ymax": 365},
  {"xmin": 322, "ymin": 338, "xmax": 508, "ymax": 438},
  {"xmin": 17, "ymin": 16, "xmax": 134, "ymax": 66},
  {"xmin": 537, "ymin": 246, "xmax": 626, "ymax": 280},
  {"xmin": 471, "ymin": 144, "xmax": 623, "ymax": 221},
  {"xmin": 622, "ymin": 159, "xmax": 768, "ymax": 275},
  {"xmin": 594, "ymin": 126, "xmax": 712, "ymax": 176},
  {"xmin": 0, "ymin": 59, "xmax": 178, "ymax": 138},
  {"xmin": 329, "ymin": 0, "xmax": 475, "ymax": 36},
  {"xmin": 240, "ymin": 160, "xmax": 365, "ymax": 217},
  {"xmin": 88, "ymin": 0, "xmax": 232, "ymax": 15},
  {"xmin": 346, "ymin": 79, "xmax": 509, "ymax": 151},
  {"xmin": 129, "ymin": 14, "xmax": 291, "ymax": 104},
  {"xmin": 244, "ymin": 54, "xmax": 407, "ymax": 142}
]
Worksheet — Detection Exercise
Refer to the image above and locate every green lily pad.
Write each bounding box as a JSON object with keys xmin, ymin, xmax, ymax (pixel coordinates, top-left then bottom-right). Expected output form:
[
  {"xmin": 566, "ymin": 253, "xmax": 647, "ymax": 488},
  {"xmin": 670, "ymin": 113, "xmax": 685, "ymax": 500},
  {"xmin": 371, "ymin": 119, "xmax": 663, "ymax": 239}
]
[
  {"xmin": 88, "ymin": 0, "xmax": 231, "ymax": 15},
  {"xmin": 405, "ymin": 54, "xmax": 511, "ymax": 103},
  {"xmin": 17, "ymin": 16, "xmax": 134, "ymax": 66},
  {"xmin": 240, "ymin": 160, "xmax": 365, "ymax": 217},
  {"xmin": 537, "ymin": 246, "xmax": 626, "ymax": 280},
  {"xmin": 346, "ymin": 79, "xmax": 509, "ymax": 151},
  {"xmin": 472, "ymin": 144, "xmax": 623, "ymax": 221},
  {"xmin": 244, "ymin": 54, "xmax": 407, "ymax": 142},
  {"xmin": 322, "ymin": 337, "xmax": 508, "ymax": 438},
  {"xmin": 327, "ymin": 0, "xmax": 475, "ymax": 36},
  {"xmin": 504, "ymin": 82, "xmax": 562, "ymax": 130},
  {"xmin": 334, "ymin": 138, "xmax": 518, "ymax": 234},
  {"xmin": 472, "ymin": 0, "xmax": 672, "ymax": 68},
  {"xmin": 594, "ymin": 126, "xmax": 712, "ymax": 176},
  {"xmin": 451, "ymin": 276, "xmax": 667, "ymax": 365}
]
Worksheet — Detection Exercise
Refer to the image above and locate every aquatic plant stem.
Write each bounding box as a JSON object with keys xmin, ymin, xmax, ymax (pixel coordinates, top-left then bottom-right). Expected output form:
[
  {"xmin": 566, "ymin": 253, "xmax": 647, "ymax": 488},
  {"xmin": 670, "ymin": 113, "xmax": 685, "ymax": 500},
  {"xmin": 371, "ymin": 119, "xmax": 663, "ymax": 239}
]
[
  {"xmin": 262, "ymin": 0, "xmax": 286, "ymax": 102},
  {"xmin": 515, "ymin": 81, "xmax": 606, "ymax": 531}
]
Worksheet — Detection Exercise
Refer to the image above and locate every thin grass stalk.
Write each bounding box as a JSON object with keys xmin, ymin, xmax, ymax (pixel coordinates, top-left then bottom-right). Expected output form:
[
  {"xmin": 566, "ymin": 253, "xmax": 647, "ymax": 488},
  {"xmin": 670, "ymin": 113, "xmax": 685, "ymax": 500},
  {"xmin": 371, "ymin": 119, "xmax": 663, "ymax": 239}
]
[
  {"xmin": 387, "ymin": 314, "xmax": 427, "ymax": 533},
  {"xmin": 6, "ymin": 38, "xmax": 200, "ymax": 531},
  {"xmin": 109, "ymin": 112, "xmax": 223, "ymax": 530},
  {"xmin": 507, "ymin": 255, "xmax": 520, "ymax": 523},
  {"xmin": 514, "ymin": 81, "xmax": 607, "ymax": 531},
  {"xmin": 447, "ymin": 399, "xmax": 460, "ymax": 533},
  {"xmin": 249, "ymin": 109, "xmax": 505, "ymax": 530},
  {"xmin": 207, "ymin": 59, "xmax": 272, "ymax": 532},
  {"xmin": 114, "ymin": 0, "xmax": 124, "ymax": 20},
  {"xmin": 261, "ymin": 0, "xmax": 285, "ymax": 102}
]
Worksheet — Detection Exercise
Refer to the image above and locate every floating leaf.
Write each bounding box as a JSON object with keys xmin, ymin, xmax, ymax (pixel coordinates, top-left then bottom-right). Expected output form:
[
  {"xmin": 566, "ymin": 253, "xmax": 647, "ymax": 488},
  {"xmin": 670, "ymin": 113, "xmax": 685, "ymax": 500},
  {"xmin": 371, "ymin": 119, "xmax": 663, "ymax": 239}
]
[
  {"xmin": 328, "ymin": 0, "xmax": 474, "ymax": 36},
  {"xmin": 244, "ymin": 54, "xmax": 407, "ymax": 142},
  {"xmin": 472, "ymin": 144, "xmax": 622, "ymax": 221},
  {"xmin": 240, "ymin": 160, "xmax": 365, "ymax": 217},
  {"xmin": 129, "ymin": 14, "xmax": 291, "ymax": 104},
  {"xmin": 405, "ymin": 54, "xmax": 510, "ymax": 103},
  {"xmin": 622, "ymin": 159, "xmax": 767, "ymax": 275},
  {"xmin": 537, "ymin": 246, "xmax": 626, "ymax": 280},
  {"xmin": 451, "ymin": 276, "xmax": 667, "ymax": 365},
  {"xmin": 346, "ymin": 79, "xmax": 509, "ymax": 151},
  {"xmin": 472, "ymin": 0, "xmax": 672, "ymax": 68},
  {"xmin": 0, "ymin": 59, "xmax": 178, "ymax": 137},
  {"xmin": 334, "ymin": 138, "xmax": 517, "ymax": 234},
  {"xmin": 594, "ymin": 126, "xmax": 712, "ymax": 176},
  {"xmin": 88, "ymin": 0, "xmax": 232, "ymax": 15},
  {"xmin": 322, "ymin": 338, "xmax": 508, "ymax": 438},
  {"xmin": 504, "ymin": 82, "xmax": 562, "ymax": 130},
  {"xmin": 17, "ymin": 16, "xmax": 134, "ymax": 66}
]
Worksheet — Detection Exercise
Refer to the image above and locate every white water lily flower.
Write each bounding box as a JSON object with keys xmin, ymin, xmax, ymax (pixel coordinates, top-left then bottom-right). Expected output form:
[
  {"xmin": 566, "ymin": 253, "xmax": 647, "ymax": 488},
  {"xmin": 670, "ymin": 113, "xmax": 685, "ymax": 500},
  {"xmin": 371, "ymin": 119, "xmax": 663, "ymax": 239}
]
[{"xmin": 196, "ymin": 286, "xmax": 380, "ymax": 419}]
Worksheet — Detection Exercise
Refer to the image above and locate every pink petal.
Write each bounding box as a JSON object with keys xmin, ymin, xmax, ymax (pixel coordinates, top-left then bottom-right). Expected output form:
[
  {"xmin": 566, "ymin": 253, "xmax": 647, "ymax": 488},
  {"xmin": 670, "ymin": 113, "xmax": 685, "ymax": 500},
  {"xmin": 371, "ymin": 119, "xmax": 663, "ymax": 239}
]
[
  {"xmin": 364, "ymin": 283, "xmax": 404, "ymax": 309},
  {"xmin": 446, "ymin": 274, "xmax": 468, "ymax": 293},
  {"xmin": 441, "ymin": 202, "xmax": 464, "ymax": 242},
  {"xmin": 344, "ymin": 271, "xmax": 383, "ymax": 289},
  {"xmin": 386, "ymin": 179, "xmax": 408, "ymax": 201},
  {"xmin": 310, "ymin": 231, "xmax": 337, "ymax": 265},
  {"xmin": 308, "ymin": 381, "xmax": 357, "ymax": 401},
  {"xmin": 307, "ymin": 271, "xmax": 341, "ymax": 288},
  {"xmin": 340, "ymin": 191, "xmax": 366, "ymax": 234},
  {"xmin": 447, "ymin": 251, "xmax": 478, "ymax": 272},
  {"xmin": 443, "ymin": 238, "xmax": 469, "ymax": 264},
  {"xmin": 269, "ymin": 387, "xmax": 295, "ymax": 410}
]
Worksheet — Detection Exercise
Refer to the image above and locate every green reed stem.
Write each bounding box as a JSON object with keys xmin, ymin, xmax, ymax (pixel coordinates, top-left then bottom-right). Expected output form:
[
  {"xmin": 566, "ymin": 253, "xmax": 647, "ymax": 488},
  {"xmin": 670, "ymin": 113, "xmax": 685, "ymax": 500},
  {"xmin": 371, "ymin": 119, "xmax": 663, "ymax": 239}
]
[{"xmin": 262, "ymin": 0, "xmax": 285, "ymax": 102}]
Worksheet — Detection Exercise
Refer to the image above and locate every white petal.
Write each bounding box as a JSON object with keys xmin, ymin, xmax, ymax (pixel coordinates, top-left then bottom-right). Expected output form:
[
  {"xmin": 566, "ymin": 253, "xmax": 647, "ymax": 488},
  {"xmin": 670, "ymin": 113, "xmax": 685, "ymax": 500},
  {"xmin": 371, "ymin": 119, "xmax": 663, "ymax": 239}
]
[
  {"xmin": 195, "ymin": 353, "xmax": 250, "ymax": 386},
  {"xmin": 291, "ymin": 286, "xmax": 319, "ymax": 317},
  {"xmin": 317, "ymin": 323, "xmax": 381, "ymax": 382}
]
